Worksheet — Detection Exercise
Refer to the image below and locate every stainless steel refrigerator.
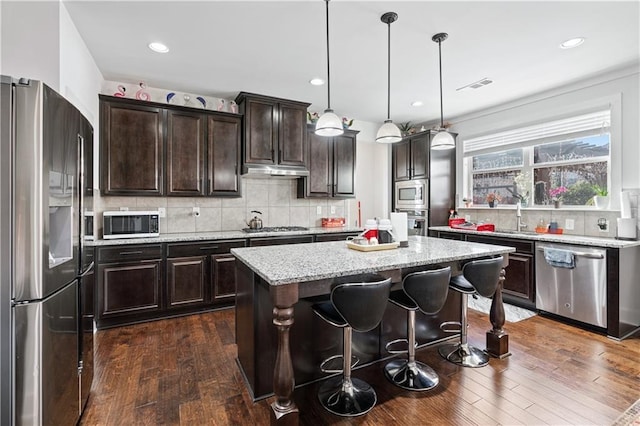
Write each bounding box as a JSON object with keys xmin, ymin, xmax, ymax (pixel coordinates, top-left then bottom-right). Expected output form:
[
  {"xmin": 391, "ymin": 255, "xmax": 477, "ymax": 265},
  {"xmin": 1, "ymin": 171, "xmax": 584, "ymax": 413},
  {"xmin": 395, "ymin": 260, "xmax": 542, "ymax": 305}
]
[{"xmin": 0, "ymin": 76, "xmax": 94, "ymax": 425}]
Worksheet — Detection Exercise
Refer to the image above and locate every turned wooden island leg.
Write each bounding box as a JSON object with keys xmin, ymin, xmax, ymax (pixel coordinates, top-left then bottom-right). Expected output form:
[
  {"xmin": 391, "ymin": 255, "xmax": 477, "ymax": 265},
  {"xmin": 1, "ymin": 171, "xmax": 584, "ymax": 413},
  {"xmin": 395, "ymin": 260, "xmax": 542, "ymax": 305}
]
[
  {"xmin": 270, "ymin": 284, "xmax": 299, "ymax": 425},
  {"xmin": 487, "ymin": 267, "xmax": 511, "ymax": 358}
]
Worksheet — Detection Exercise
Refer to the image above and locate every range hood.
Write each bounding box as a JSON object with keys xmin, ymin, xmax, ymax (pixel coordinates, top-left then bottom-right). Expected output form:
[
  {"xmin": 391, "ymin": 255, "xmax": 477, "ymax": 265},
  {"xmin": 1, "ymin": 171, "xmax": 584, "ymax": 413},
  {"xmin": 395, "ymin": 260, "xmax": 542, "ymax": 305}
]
[{"xmin": 242, "ymin": 164, "xmax": 309, "ymax": 178}]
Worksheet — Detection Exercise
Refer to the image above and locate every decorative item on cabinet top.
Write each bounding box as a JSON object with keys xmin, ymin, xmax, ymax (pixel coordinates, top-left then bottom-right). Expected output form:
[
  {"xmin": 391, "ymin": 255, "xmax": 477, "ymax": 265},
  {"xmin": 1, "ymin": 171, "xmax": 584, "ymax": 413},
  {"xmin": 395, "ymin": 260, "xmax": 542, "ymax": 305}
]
[{"xmin": 103, "ymin": 80, "xmax": 232, "ymax": 111}]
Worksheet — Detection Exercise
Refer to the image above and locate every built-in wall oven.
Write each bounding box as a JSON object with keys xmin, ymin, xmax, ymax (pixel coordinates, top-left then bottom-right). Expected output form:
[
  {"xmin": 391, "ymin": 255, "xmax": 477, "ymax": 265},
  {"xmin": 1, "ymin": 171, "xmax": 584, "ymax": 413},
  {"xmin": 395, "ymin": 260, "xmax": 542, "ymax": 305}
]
[{"xmin": 395, "ymin": 179, "xmax": 428, "ymax": 211}]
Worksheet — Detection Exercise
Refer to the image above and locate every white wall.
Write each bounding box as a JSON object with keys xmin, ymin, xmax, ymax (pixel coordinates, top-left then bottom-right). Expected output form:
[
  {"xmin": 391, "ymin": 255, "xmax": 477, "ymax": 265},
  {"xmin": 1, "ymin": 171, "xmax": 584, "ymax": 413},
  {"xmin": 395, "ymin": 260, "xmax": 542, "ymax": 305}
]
[
  {"xmin": 0, "ymin": 1, "xmax": 60, "ymax": 90},
  {"xmin": 447, "ymin": 65, "xmax": 640, "ymax": 205},
  {"xmin": 349, "ymin": 119, "xmax": 391, "ymax": 225}
]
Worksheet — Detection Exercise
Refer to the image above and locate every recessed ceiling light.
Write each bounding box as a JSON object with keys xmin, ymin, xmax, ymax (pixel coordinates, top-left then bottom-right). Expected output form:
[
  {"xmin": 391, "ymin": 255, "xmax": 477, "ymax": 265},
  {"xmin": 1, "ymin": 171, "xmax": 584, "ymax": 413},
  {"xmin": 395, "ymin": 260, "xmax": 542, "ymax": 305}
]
[
  {"xmin": 559, "ymin": 37, "xmax": 585, "ymax": 49},
  {"xmin": 309, "ymin": 78, "xmax": 325, "ymax": 86},
  {"xmin": 148, "ymin": 42, "xmax": 169, "ymax": 53},
  {"xmin": 411, "ymin": 101, "xmax": 423, "ymax": 107}
]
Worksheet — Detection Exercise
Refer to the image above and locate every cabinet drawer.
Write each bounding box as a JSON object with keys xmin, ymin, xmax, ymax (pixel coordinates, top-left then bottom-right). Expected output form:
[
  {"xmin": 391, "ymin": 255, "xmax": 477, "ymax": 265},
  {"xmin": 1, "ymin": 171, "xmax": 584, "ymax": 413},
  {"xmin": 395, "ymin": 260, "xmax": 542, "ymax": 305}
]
[
  {"xmin": 249, "ymin": 235, "xmax": 314, "ymax": 247},
  {"xmin": 465, "ymin": 235, "xmax": 534, "ymax": 254},
  {"xmin": 166, "ymin": 239, "xmax": 246, "ymax": 257},
  {"xmin": 314, "ymin": 232, "xmax": 360, "ymax": 242},
  {"xmin": 98, "ymin": 244, "xmax": 163, "ymax": 263}
]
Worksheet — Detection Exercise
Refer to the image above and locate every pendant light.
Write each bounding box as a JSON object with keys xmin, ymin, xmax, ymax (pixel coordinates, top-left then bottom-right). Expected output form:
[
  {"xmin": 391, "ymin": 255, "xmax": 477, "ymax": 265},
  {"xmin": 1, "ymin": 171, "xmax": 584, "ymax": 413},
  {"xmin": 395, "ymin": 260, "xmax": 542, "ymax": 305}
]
[
  {"xmin": 315, "ymin": 0, "xmax": 343, "ymax": 137},
  {"xmin": 431, "ymin": 32, "xmax": 455, "ymax": 150},
  {"xmin": 375, "ymin": 12, "xmax": 402, "ymax": 144}
]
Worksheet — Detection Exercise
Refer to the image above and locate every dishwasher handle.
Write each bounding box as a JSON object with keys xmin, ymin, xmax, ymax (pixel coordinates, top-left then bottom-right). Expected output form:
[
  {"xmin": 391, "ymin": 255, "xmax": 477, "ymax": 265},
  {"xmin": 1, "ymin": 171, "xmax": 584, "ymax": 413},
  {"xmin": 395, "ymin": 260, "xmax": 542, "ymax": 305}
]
[{"xmin": 536, "ymin": 247, "xmax": 604, "ymax": 259}]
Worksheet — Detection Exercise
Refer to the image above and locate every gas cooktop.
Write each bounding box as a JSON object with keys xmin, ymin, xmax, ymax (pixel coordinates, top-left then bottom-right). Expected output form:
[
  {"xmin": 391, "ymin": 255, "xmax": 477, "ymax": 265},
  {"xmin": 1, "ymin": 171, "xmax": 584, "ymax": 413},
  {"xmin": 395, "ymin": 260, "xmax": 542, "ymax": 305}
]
[{"xmin": 241, "ymin": 226, "xmax": 309, "ymax": 233}]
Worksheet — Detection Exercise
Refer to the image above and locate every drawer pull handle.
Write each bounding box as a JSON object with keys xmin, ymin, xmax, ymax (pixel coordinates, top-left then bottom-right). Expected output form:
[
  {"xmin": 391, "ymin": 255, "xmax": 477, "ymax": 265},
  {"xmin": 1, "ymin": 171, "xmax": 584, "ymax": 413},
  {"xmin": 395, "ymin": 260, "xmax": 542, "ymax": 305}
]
[
  {"xmin": 119, "ymin": 251, "xmax": 143, "ymax": 255},
  {"xmin": 200, "ymin": 246, "xmax": 219, "ymax": 250}
]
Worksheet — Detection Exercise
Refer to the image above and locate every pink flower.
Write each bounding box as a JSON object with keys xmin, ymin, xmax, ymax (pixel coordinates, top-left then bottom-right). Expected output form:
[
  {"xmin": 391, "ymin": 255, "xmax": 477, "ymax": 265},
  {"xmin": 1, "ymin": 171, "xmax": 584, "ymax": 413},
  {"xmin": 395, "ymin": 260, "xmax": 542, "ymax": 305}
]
[{"xmin": 549, "ymin": 186, "xmax": 568, "ymax": 199}]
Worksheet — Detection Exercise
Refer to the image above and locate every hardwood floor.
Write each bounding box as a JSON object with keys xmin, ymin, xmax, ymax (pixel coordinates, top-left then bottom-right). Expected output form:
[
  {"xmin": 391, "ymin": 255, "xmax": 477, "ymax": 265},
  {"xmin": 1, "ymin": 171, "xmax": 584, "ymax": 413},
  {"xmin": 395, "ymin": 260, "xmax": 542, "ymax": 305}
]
[{"xmin": 80, "ymin": 308, "xmax": 640, "ymax": 425}]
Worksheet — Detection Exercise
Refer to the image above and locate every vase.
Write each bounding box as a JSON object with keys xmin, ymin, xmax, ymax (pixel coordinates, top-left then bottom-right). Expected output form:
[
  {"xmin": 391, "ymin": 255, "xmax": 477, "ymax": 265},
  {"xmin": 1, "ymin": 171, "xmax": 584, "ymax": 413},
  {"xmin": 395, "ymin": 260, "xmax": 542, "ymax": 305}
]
[
  {"xmin": 553, "ymin": 200, "xmax": 561, "ymax": 209},
  {"xmin": 488, "ymin": 201, "xmax": 496, "ymax": 208},
  {"xmin": 593, "ymin": 195, "xmax": 609, "ymax": 209}
]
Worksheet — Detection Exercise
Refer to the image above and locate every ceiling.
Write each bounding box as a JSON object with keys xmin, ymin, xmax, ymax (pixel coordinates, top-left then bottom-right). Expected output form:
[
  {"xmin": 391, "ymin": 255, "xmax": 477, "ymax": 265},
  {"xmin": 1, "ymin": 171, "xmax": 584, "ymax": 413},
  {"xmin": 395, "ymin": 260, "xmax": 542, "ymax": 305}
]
[{"xmin": 64, "ymin": 1, "xmax": 640, "ymax": 127}]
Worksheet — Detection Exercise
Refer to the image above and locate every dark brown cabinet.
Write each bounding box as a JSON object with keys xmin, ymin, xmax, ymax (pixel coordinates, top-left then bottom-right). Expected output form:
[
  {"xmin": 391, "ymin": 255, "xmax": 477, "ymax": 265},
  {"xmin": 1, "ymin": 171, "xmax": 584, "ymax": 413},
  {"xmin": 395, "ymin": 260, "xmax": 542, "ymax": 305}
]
[
  {"xmin": 314, "ymin": 232, "xmax": 360, "ymax": 242},
  {"xmin": 235, "ymin": 92, "xmax": 310, "ymax": 169},
  {"xmin": 297, "ymin": 127, "xmax": 358, "ymax": 198},
  {"xmin": 100, "ymin": 99, "xmax": 164, "ymax": 195},
  {"xmin": 167, "ymin": 256, "xmax": 207, "ymax": 308},
  {"xmin": 166, "ymin": 109, "xmax": 205, "ymax": 195},
  {"xmin": 434, "ymin": 231, "xmax": 535, "ymax": 309},
  {"xmin": 99, "ymin": 95, "xmax": 241, "ymax": 197},
  {"xmin": 96, "ymin": 244, "xmax": 164, "ymax": 328},
  {"xmin": 207, "ymin": 114, "xmax": 241, "ymax": 195},
  {"xmin": 211, "ymin": 254, "xmax": 236, "ymax": 303},
  {"xmin": 392, "ymin": 132, "xmax": 429, "ymax": 181}
]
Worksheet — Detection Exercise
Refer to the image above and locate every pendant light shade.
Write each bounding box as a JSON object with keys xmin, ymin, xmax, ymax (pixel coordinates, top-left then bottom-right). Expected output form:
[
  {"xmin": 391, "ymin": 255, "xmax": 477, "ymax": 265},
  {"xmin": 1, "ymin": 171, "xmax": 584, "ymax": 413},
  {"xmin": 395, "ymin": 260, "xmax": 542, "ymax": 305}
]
[
  {"xmin": 316, "ymin": 0, "xmax": 343, "ymax": 137},
  {"xmin": 431, "ymin": 32, "xmax": 455, "ymax": 150},
  {"xmin": 376, "ymin": 12, "xmax": 402, "ymax": 144}
]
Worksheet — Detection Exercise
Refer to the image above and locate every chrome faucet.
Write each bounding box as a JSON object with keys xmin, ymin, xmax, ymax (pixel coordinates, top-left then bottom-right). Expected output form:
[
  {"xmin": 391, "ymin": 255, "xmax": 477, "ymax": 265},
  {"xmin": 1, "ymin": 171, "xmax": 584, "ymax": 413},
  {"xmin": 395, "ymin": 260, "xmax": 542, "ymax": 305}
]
[{"xmin": 516, "ymin": 203, "xmax": 527, "ymax": 232}]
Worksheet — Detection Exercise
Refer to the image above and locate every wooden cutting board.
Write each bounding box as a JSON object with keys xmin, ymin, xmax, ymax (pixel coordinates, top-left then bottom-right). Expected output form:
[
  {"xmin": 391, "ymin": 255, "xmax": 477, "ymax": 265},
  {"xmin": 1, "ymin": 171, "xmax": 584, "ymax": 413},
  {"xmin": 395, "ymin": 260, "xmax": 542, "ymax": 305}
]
[{"xmin": 346, "ymin": 241, "xmax": 400, "ymax": 252}]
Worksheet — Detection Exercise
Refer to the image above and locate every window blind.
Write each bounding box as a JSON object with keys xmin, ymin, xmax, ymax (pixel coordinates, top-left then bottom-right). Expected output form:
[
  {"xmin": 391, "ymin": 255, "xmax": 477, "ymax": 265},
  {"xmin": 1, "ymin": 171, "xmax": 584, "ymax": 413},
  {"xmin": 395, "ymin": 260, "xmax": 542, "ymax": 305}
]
[{"xmin": 463, "ymin": 110, "xmax": 611, "ymax": 155}]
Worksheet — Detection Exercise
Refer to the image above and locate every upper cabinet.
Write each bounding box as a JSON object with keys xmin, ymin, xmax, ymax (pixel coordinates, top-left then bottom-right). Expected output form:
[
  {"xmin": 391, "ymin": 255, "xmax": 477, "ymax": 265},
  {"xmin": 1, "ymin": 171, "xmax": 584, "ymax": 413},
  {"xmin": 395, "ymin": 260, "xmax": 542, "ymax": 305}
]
[
  {"xmin": 99, "ymin": 95, "xmax": 241, "ymax": 197},
  {"xmin": 298, "ymin": 126, "xmax": 358, "ymax": 198},
  {"xmin": 101, "ymin": 99, "xmax": 164, "ymax": 195},
  {"xmin": 392, "ymin": 132, "xmax": 429, "ymax": 181},
  {"xmin": 234, "ymin": 92, "xmax": 310, "ymax": 169}
]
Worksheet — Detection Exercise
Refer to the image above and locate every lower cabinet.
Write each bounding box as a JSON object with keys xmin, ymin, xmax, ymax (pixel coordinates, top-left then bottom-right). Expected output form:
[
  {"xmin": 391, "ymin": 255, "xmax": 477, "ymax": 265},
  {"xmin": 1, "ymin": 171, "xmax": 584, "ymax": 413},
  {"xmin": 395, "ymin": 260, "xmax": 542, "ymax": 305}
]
[
  {"xmin": 96, "ymin": 244, "xmax": 164, "ymax": 328},
  {"xmin": 167, "ymin": 256, "xmax": 207, "ymax": 308},
  {"xmin": 211, "ymin": 254, "xmax": 237, "ymax": 303},
  {"xmin": 434, "ymin": 231, "xmax": 535, "ymax": 309}
]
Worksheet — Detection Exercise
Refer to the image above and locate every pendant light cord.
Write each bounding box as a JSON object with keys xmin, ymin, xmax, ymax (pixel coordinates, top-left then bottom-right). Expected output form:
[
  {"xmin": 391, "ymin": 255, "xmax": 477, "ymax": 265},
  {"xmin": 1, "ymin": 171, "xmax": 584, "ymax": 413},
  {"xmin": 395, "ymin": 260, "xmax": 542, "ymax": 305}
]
[
  {"xmin": 437, "ymin": 39, "xmax": 444, "ymax": 128},
  {"xmin": 325, "ymin": 0, "xmax": 331, "ymax": 110},
  {"xmin": 386, "ymin": 20, "xmax": 391, "ymax": 120}
]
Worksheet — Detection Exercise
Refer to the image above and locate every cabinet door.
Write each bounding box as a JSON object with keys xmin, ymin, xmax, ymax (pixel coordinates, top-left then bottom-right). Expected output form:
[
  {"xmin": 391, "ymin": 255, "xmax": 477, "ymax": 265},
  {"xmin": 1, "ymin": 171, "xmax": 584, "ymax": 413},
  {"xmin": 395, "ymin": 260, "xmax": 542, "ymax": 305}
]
[
  {"xmin": 211, "ymin": 254, "xmax": 236, "ymax": 304},
  {"xmin": 305, "ymin": 131, "xmax": 332, "ymax": 197},
  {"xmin": 278, "ymin": 101, "xmax": 307, "ymax": 167},
  {"xmin": 502, "ymin": 252, "xmax": 534, "ymax": 302},
  {"xmin": 98, "ymin": 260, "xmax": 162, "ymax": 317},
  {"xmin": 409, "ymin": 133, "xmax": 429, "ymax": 180},
  {"xmin": 244, "ymin": 98, "xmax": 277, "ymax": 165},
  {"xmin": 167, "ymin": 256, "xmax": 207, "ymax": 308},
  {"xmin": 207, "ymin": 114, "xmax": 241, "ymax": 195},
  {"xmin": 393, "ymin": 140, "xmax": 411, "ymax": 181},
  {"xmin": 333, "ymin": 132, "xmax": 356, "ymax": 198},
  {"xmin": 101, "ymin": 101, "xmax": 163, "ymax": 195},
  {"xmin": 166, "ymin": 109, "xmax": 205, "ymax": 195}
]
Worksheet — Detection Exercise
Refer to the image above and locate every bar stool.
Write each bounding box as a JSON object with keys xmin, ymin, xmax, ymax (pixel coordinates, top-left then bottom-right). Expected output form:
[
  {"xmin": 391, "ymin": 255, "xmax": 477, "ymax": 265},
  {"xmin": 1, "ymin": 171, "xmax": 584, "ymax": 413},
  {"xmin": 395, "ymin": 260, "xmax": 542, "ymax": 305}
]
[
  {"xmin": 384, "ymin": 266, "xmax": 451, "ymax": 391},
  {"xmin": 312, "ymin": 273, "xmax": 392, "ymax": 417},
  {"xmin": 439, "ymin": 256, "xmax": 503, "ymax": 368}
]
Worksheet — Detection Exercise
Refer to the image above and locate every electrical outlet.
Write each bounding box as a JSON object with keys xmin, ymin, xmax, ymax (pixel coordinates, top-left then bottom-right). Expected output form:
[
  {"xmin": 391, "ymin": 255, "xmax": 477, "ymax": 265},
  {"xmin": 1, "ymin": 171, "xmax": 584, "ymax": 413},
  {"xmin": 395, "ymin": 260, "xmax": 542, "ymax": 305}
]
[
  {"xmin": 316, "ymin": 206, "xmax": 322, "ymax": 215},
  {"xmin": 192, "ymin": 206, "xmax": 200, "ymax": 217},
  {"xmin": 330, "ymin": 206, "xmax": 336, "ymax": 214},
  {"xmin": 565, "ymin": 219, "xmax": 575, "ymax": 230},
  {"xmin": 598, "ymin": 218, "xmax": 609, "ymax": 232},
  {"xmin": 158, "ymin": 207, "xmax": 166, "ymax": 218},
  {"xmin": 119, "ymin": 206, "xmax": 129, "ymax": 211}
]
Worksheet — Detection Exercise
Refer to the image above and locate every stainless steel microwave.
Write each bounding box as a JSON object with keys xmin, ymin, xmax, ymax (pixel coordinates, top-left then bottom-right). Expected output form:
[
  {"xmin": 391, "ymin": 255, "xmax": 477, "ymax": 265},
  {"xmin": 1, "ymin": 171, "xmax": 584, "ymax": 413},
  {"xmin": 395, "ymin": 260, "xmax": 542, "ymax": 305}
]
[
  {"xmin": 395, "ymin": 179, "xmax": 428, "ymax": 210},
  {"xmin": 103, "ymin": 211, "xmax": 160, "ymax": 239}
]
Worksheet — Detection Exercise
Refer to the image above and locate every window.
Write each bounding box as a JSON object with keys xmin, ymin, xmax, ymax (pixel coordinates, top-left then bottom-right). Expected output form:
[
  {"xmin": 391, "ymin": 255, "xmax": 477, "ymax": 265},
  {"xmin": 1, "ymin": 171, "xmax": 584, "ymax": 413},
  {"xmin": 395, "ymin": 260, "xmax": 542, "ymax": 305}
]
[{"xmin": 463, "ymin": 110, "xmax": 611, "ymax": 207}]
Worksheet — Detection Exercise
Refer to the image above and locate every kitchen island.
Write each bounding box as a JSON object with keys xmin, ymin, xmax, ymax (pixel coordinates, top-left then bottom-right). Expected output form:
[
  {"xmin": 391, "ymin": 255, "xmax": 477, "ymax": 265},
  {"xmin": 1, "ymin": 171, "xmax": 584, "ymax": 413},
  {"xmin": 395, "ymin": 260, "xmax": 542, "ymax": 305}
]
[{"xmin": 232, "ymin": 236, "xmax": 515, "ymax": 424}]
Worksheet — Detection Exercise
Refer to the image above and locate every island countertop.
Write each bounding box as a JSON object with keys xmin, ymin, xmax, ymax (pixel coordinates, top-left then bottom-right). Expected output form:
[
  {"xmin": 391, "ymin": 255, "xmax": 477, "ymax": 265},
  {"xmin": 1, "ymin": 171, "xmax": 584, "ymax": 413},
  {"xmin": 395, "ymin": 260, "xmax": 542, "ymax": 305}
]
[{"xmin": 231, "ymin": 235, "xmax": 515, "ymax": 286}]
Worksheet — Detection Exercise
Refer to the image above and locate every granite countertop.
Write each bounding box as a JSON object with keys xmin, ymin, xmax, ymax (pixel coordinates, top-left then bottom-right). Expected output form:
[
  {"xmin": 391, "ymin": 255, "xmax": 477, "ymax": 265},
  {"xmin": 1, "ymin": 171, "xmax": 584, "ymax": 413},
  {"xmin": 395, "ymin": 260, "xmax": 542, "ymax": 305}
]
[
  {"xmin": 231, "ymin": 235, "xmax": 515, "ymax": 286},
  {"xmin": 429, "ymin": 226, "xmax": 640, "ymax": 248},
  {"xmin": 88, "ymin": 226, "xmax": 363, "ymax": 246}
]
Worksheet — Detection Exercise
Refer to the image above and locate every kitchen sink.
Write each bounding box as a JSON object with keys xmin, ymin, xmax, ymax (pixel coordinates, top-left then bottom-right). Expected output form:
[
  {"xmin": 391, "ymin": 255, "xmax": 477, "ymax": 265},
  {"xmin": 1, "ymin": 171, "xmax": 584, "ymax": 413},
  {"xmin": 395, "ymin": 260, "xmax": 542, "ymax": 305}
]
[{"xmin": 493, "ymin": 229, "xmax": 537, "ymax": 235}]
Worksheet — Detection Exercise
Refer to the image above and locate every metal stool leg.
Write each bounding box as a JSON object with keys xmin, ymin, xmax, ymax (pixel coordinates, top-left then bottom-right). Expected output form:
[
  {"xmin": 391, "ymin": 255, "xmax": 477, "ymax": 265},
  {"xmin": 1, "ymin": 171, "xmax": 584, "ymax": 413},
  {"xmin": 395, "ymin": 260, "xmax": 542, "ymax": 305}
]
[
  {"xmin": 384, "ymin": 310, "xmax": 440, "ymax": 390},
  {"xmin": 439, "ymin": 293, "xmax": 490, "ymax": 367},
  {"xmin": 318, "ymin": 326, "xmax": 377, "ymax": 416}
]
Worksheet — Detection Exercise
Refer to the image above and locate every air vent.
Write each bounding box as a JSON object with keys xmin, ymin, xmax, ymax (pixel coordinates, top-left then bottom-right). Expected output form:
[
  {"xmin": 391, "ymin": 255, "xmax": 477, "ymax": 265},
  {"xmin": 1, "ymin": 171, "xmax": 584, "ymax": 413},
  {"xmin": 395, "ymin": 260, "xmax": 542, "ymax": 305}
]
[{"xmin": 456, "ymin": 78, "xmax": 493, "ymax": 91}]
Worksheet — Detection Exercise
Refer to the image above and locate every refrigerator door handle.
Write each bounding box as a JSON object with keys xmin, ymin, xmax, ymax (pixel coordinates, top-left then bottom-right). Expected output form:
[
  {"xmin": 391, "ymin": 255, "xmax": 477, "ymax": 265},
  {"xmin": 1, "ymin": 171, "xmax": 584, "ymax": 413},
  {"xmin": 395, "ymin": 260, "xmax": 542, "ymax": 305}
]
[{"xmin": 77, "ymin": 133, "xmax": 85, "ymax": 274}]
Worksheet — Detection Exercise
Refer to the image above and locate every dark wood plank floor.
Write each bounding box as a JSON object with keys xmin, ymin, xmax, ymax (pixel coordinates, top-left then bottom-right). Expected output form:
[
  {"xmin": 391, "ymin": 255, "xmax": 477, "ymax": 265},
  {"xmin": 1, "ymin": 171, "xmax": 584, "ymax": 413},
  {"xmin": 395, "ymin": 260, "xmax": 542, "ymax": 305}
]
[{"xmin": 80, "ymin": 308, "xmax": 640, "ymax": 425}]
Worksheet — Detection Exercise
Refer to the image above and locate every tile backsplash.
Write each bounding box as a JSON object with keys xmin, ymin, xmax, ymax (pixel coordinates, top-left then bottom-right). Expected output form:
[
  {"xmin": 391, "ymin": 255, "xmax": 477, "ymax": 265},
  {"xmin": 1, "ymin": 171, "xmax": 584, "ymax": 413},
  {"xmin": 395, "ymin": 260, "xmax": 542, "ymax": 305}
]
[
  {"xmin": 458, "ymin": 188, "xmax": 640, "ymax": 239},
  {"xmin": 94, "ymin": 178, "xmax": 349, "ymax": 236}
]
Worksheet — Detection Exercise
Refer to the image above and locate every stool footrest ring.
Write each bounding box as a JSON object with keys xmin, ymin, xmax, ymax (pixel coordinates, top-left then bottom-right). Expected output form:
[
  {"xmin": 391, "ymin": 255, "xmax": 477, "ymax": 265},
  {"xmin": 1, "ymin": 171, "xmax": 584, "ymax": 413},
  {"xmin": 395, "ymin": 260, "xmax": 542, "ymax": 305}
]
[
  {"xmin": 440, "ymin": 320, "xmax": 462, "ymax": 334},
  {"xmin": 320, "ymin": 354, "xmax": 359, "ymax": 374},
  {"xmin": 385, "ymin": 338, "xmax": 418, "ymax": 355}
]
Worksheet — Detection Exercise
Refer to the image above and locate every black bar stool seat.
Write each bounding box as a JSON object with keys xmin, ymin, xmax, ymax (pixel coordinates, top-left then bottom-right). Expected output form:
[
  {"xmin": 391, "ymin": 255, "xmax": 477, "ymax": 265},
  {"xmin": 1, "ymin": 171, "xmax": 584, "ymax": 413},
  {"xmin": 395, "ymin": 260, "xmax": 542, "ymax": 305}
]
[
  {"xmin": 439, "ymin": 256, "xmax": 503, "ymax": 368},
  {"xmin": 312, "ymin": 273, "xmax": 392, "ymax": 417},
  {"xmin": 384, "ymin": 267, "xmax": 451, "ymax": 391}
]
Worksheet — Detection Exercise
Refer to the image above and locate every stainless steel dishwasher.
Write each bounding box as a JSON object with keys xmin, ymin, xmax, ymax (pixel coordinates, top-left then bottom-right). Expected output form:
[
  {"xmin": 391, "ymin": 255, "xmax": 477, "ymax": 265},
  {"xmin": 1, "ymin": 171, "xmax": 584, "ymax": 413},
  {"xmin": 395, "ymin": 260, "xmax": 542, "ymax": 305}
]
[{"xmin": 535, "ymin": 242, "xmax": 607, "ymax": 328}]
